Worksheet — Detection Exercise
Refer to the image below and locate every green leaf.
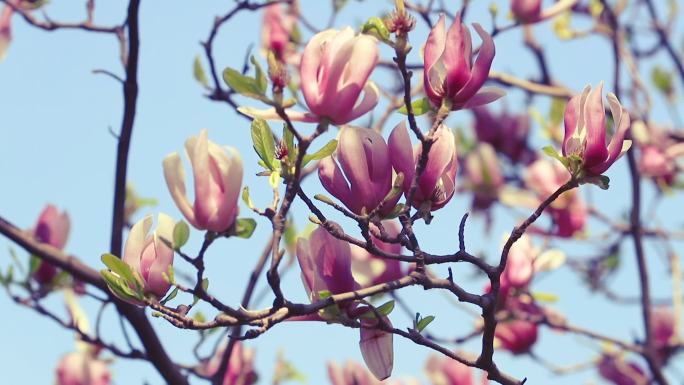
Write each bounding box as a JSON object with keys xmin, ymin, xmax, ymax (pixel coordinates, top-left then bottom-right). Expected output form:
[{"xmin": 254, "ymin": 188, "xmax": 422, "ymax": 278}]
[
  {"xmin": 303, "ymin": 139, "xmax": 338, "ymax": 166},
  {"xmin": 416, "ymin": 315, "xmax": 435, "ymax": 332},
  {"xmin": 234, "ymin": 218, "xmax": 257, "ymax": 239},
  {"xmin": 101, "ymin": 269, "xmax": 140, "ymax": 301},
  {"xmin": 222, "ymin": 67, "xmax": 264, "ymax": 99},
  {"xmin": 582, "ymin": 175, "xmax": 610, "ymax": 190},
  {"xmin": 101, "ymin": 253, "xmax": 142, "ymax": 291},
  {"xmin": 398, "ymin": 97, "xmax": 431, "ymax": 116},
  {"xmin": 313, "ymin": 194, "xmax": 335, "ymax": 205},
  {"xmin": 651, "ymin": 66, "xmax": 674, "ymax": 96},
  {"xmin": 242, "ymin": 186, "xmax": 256, "ymax": 210},
  {"xmin": 161, "ymin": 287, "xmax": 179, "ymax": 305},
  {"xmin": 361, "ymin": 16, "xmax": 390, "ymax": 42},
  {"xmin": 250, "ymin": 55, "xmax": 268, "ymax": 94},
  {"xmin": 383, "ymin": 203, "xmax": 406, "ymax": 219},
  {"xmin": 28, "ymin": 255, "xmax": 41, "ymax": 276},
  {"xmin": 172, "ymin": 220, "xmax": 190, "ymax": 249},
  {"xmin": 358, "ymin": 300, "xmax": 395, "ymax": 320},
  {"xmin": 251, "ymin": 118, "xmax": 277, "ymax": 170},
  {"xmin": 283, "ymin": 124, "xmax": 296, "ymax": 162},
  {"xmin": 549, "ymin": 98, "xmax": 566, "ymax": 127},
  {"xmin": 193, "ymin": 55, "xmax": 209, "ymax": 87},
  {"xmin": 269, "ymin": 170, "xmax": 281, "ymax": 189},
  {"xmin": 318, "ymin": 290, "xmax": 332, "ymax": 299}
]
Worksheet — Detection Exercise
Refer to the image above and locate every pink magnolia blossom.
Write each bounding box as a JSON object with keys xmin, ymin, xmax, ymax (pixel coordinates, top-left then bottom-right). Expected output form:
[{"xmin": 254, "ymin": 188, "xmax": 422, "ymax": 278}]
[
  {"xmin": 495, "ymin": 319, "xmax": 538, "ymax": 354},
  {"xmin": 511, "ymin": 0, "xmax": 577, "ymax": 24},
  {"xmin": 31, "ymin": 204, "xmax": 70, "ymax": 284},
  {"xmin": 389, "ymin": 122, "xmax": 458, "ymax": 210},
  {"xmin": 639, "ymin": 143, "xmax": 684, "ymax": 186},
  {"xmin": 0, "ymin": 3, "xmax": 12, "ymax": 60},
  {"xmin": 297, "ymin": 226, "xmax": 393, "ymax": 380},
  {"xmin": 56, "ymin": 352, "xmax": 111, "ymax": 385},
  {"xmin": 598, "ymin": 355, "xmax": 648, "ymax": 385},
  {"xmin": 319, "ymin": 126, "xmax": 399, "ymax": 215},
  {"xmin": 241, "ymin": 27, "xmax": 379, "ymax": 125},
  {"xmin": 199, "ymin": 342, "xmax": 257, "ymax": 385},
  {"xmin": 500, "ymin": 234, "xmax": 535, "ymax": 292},
  {"xmin": 351, "ymin": 221, "xmax": 404, "ymax": 287},
  {"xmin": 524, "ymin": 158, "xmax": 586, "ymax": 238},
  {"xmin": 163, "ymin": 129, "xmax": 243, "ymax": 233},
  {"xmin": 328, "ymin": 361, "xmax": 383, "ymax": 385},
  {"xmin": 122, "ymin": 214, "xmax": 175, "ymax": 300},
  {"xmin": 296, "ymin": 225, "xmax": 357, "ymax": 301},
  {"xmin": 652, "ymin": 306, "xmax": 675, "ymax": 361},
  {"xmin": 464, "ymin": 143, "xmax": 504, "ymax": 210},
  {"xmin": 425, "ymin": 355, "xmax": 488, "ymax": 385},
  {"xmin": 471, "ymin": 107, "xmax": 534, "ymax": 164},
  {"xmin": 261, "ymin": 2, "xmax": 296, "ymax": 61},
  {"xmin": 423, "ymin": 14, "xmax": 504, "ymax": 110},
  {"xmin": 359, "ymin": 318, "xmax": 394, "ymax": 380},
  {"xmin": 562, "ymin": 83, "xmax": 632, "ymax": 175}
]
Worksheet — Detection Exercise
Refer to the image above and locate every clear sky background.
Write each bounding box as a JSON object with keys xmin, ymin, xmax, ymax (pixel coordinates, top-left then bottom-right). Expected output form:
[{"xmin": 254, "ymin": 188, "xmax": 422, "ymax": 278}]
[{"xmin": 1, "ymin": 0, "xmax": 683, "ymax": 384}]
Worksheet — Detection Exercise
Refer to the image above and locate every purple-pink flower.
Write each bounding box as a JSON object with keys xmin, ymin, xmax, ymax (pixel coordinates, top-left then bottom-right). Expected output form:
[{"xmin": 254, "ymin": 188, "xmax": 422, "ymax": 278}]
[
  {"xmin": 472, "ymin": 106, "xmax": 534, "ymax": 164},
  {"xmin": 425, "ymin": 355, "xmax": 487, "ymax": 385},
  {"xmin": 562, "ymin": 83, "xmax": 632, "ymax": 175},
  {"xmin": 524, "ymin": 158, "xmax": 586, "ymax": 237},
  {"xmin": 511, "ymin": 0, "xmax": 577, "ymax": 24},
  {"xmin": 199, "ymin": 342, "xmax": 257, "ymax": 385},
  {"xmin": 31, "ymin": 204, "xmax": 70, "ymax": 284},
  {"xmin": 423, "ymin": 13, "xmax": 504, "ymax": 110},
  {"xmin": 296, "ymin": 225, "xmax": 357, "ymax": 301},
  {"xmin": 163, "ymin": 129, "xmax": 243, "ymax": 233},
  {"xmin": 122, "ymin": 214, "xmax": 175, "ymax": 300},
  {"xmin": 296, "ymin": 226, "xmax": 393, "ymax": 380},
  {"xmin": 464, "ymin": 143, "xmax": 504, "ymax": 210},
  {"xmin": 0, "ymin": 1, "xmax": 16, "ymax": 60},
  {"xmin": 495, "ymin": 319, "xmax": 538, "ymax": 354},
  {"xmin": 56, "ymin": 352, "xmax": 111, "ymax": 385},
  {"xmin": 319, "ymin": 126, "xmax": 399, "ymax": 215},
  {"xmin": 598, "ymin": 355, "xmax": 648, "ymax": 385},
  {"xmin": 241, "ymin": 27, "xmax": 379, "ymax": 125},
  {"xmin": 389, "ymin": 122, "xmax": 458, "ymax": 210},
  {"xmin": 261, "ymin": 2, "xmax": 296, "ymax": 62}
]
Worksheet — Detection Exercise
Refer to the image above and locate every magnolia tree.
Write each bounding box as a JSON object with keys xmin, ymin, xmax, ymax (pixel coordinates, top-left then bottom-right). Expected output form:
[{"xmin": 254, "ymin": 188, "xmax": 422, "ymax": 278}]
[{"xmin": 1, "ymin": 0, "xmax": 683, "ymax": 384}]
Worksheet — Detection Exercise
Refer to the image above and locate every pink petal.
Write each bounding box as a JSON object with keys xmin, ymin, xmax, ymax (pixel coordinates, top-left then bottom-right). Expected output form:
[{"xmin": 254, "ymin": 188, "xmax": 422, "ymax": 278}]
[
  {"xmin": 318, "ymin": 156, "xmax": 354, "ymax": 212},
  {"xmin": 452, "ymin": 24, "xmax": 495, "ymax": 107},
  {"xmin": 334, "ymin": 81, "xmax": 380, "ymax": 125},
  {"xmin": 123, "ymin": 215, "xmax": 153, "ymax": 275},
  {"xmin": 388, "ymin": 121, "xmax": 416, "ymax": 193},
  {"xmin": 163, "ymin": 153, "xmax": 198, "ymax": 228},
  {"xmin": 583, "ymin": 82, "xmax": 608, "ymax": 168},
  {"xmin": 237, "ymin": 106, "xmax": 319, "ymax": 123}
]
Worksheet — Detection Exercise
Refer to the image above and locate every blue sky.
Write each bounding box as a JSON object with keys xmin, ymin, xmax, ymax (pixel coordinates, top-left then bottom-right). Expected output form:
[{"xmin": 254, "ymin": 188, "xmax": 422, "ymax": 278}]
[{"xmin": 1, "ymin": 0, "xmax": 683, "ymax": 384}]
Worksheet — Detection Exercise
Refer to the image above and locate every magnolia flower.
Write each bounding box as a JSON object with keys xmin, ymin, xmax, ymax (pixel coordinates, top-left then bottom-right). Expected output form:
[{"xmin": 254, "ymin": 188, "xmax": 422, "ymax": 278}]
[
  {"xmin": 511, "ymin": 0, "xmax": 577, "ymax": 24},
  {"xmin": 261, "ymin": 2, "xmax": 296, "ymax": 61},
  {"xmin": 296, "ymin": 225, "xmax": 357, "ymax": 301},
  {"xmin": 562, "ymin": 83, "xmax": 632, "ymax": 175},
  {"xmin": 241, "ymin": 27, "xmax": 379, "ymax": 125},
  {"xmin": 359, "ymin": 318, "xmax": 394, "ymax": 380},
  {"xmin": 423, "ymin": 14, "xmax": 504, "ymax": 110},
  {"xmin": 56, "ymin": 352, "xmax": 111, "ymax": 385},
  {"xmin": 163, "ymin": 129, "xmax": 243, "ymax": 233},
  {"xmin": 500, "ymin": 234, "xmax": 535, "ymax": 292},
  {"xmin": 319, "ymin": 126, "xmax": 398, "ymax": 215},
  {"xmin": 31, "ymin": 204, "xmax": 70, "ymax": 284},
  {"xmin": 297, "ymin": 227, "xmax": 393, "ymax": 380},
  {"xmin": 351, "ymin": 221, "xmax": 404, "ymax": 287},
  {"xmin": 524, "ymin": 158, "xmax": 586, "ymax": 238},
  {"xmin": 495, "ymin": 319, "xmax": 538, "ymax": 354},
  {"xmin": 464, "ymin": 143, "xmax": 504, "ymax": 210},
  {"xmin": 328, "ymin": 361, "xmax": 382, "ymax": 385},
  {"xmin": 598, "ymin": 355, "xmax": 648, "ymax": 385},
  {"xmin": 652, "ymin": 307, "xmax": 675, "ymax": 361},
  {"xmin": 472, "ymin": 107, "xmax": 534, "ymax": 164},
  {"xmin": 122, "ymin": 214, "xmax": 175, "ymax": 300},
  {"xmin": 0, "ymin": 3, "xmax": 12, "ymax": 60},
  {"xmin": 425, "ymin": 355, "xmax": 486, "ymax": 385},
  {"xmin": 199, "ymin": 342, "xmax": 257, "ymax": 385},
  {"xmin": 389, "ymin": 122, "xmax": 458, "ymax": 210}
]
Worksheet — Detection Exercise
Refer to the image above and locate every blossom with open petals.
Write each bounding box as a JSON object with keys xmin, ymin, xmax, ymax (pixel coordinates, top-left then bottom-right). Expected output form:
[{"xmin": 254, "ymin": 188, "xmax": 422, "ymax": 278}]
[
  {"xmin": 423, "ymin": 14, "xmax": 504, "ymax": 110},
  {"xmin": 562, "ymin": 83, "xmax": 632, "ymax": 175}
]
